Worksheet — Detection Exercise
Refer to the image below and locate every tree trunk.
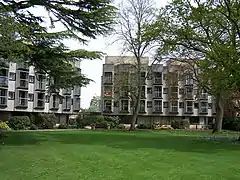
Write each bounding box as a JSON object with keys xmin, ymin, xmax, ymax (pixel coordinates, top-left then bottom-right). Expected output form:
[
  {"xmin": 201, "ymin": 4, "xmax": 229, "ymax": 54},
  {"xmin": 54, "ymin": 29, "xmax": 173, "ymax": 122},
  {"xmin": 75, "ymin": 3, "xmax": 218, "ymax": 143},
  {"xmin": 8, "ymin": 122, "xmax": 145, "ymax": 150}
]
[
  {"xmin": 213, "ymin": 93, "xmax": 224, "ymax": 133},
  {"xmin": 130, "ymin": 59, "xmax": 141, "ymax": 130}
]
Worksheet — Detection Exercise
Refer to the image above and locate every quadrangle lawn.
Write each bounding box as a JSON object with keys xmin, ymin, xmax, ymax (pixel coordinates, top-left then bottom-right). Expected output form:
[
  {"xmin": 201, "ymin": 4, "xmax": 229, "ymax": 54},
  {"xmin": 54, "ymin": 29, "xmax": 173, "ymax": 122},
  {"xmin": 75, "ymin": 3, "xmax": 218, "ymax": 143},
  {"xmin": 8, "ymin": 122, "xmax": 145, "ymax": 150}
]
[{"xmin": 0, "ymin": 130, "xmax": 240, "ymax": 180}]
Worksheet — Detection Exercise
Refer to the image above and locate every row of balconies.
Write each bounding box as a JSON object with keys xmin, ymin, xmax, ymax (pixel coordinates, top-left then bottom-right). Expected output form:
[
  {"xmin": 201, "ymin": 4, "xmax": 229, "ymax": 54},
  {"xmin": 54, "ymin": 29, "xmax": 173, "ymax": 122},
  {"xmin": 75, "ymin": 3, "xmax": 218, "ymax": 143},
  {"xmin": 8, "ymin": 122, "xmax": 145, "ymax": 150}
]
[
  {"xmin": 103, "ymin": 72, "xmax": 193, "ymax": 86},
  {"xmin": 102, "ymin": 99, "xmax": 213, "ymax": 115},
  {"xmin": 0, "ymin": 89, "xmax": 81, "ymax": 111}
]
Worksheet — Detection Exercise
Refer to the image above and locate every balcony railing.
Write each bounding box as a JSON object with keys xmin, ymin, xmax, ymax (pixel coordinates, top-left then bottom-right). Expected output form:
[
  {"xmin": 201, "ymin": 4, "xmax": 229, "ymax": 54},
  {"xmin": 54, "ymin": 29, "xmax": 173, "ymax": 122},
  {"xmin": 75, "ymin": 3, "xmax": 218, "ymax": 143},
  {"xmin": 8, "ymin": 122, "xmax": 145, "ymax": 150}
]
[
  {"xmin": 37, "ymin": 99, "xmax": 45, "ymax": 108},
  {"xmin": 153, "ymin": 77, "xmax": 162, "ymax": 84},
  {"xmin": 153, "ymin": 92, "xmax": 162, "ymax": 98},
  {"xmin": 170, "ymin": 107, "xmax": 178, "ymax": 113},
  {"xmin": 18, "ymin": 98, "xmax": 28, "ymax": 107},
  {"xmin": 153, "ymin": 106, "xmax": 162, "ymax": 112},
  {"xmin": 0, "ymin": 96, "xmax": 7, "ymax": 106},
  {"xmin": 18, "ymin": 79, "xmax": 28, "ymax": 89},
  {"xmin": 104, "ymin": 77, "xmax": 113, "ymax": 84},
  {"xmin": 200, "ymin": 107, "xmax": 208, "ymax": 113},
  {"xmin": 185, "ymin": 107, "xmax": 193, "ymax": 113},
  {"xmin": 200, "ymin": 93, "xmax": 208, "ymax": 99},
  {"xmin": 0, "ymin": 76, "xmax": 8, "ymax": 87}
]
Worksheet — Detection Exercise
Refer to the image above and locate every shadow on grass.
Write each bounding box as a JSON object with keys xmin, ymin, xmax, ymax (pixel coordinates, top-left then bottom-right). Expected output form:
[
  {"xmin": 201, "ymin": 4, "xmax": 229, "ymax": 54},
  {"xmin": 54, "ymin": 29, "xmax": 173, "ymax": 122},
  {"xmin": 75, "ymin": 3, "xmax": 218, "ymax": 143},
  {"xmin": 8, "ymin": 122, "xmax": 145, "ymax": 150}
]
[{"xmin": 1, "ymin": 131, "xmax": 239, "ymax": 153}]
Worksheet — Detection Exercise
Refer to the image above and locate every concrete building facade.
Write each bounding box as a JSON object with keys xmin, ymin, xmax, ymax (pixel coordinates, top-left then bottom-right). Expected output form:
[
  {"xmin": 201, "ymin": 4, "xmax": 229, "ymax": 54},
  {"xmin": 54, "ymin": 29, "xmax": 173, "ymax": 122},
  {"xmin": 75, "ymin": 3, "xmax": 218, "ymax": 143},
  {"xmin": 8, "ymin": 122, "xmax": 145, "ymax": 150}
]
[
  {"xmin": 101, "ymin": 56, "xmax": 215, "ymax": 128},
  {"xmin": 0, "ymin": 61, "xmax": 81, "ymax": 123}
]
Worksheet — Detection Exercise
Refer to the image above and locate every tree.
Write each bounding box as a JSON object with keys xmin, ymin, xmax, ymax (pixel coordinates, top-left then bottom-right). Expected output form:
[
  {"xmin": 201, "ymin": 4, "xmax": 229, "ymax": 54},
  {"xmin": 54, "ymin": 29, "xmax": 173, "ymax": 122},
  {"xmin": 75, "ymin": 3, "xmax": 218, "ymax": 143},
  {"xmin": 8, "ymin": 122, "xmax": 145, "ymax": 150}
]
[
  {"xmin": 0, "ymin": 0, "xmax": 116, "ymax": 90},
  {"xmin": 147, "ymin": 0, "xmax": 240, "ymax": 132},
  {"xmin": 116, "ymin": 0, "xmax": 157, "ymax": 130},
  {"xmin": 88, "ymin": 95, "xmax": 101, "ymax": 112}
]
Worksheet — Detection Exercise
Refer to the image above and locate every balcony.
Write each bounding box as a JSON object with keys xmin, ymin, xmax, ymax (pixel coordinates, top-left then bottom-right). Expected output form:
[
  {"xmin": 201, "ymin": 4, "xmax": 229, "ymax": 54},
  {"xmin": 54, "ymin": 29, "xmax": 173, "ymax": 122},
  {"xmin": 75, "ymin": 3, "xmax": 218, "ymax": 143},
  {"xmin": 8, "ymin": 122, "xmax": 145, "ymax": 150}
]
[
  {"xmin": 73, "ymin": 86, "xmax": 81, "ymax": 96},
  {"xmin": 73, "ymin": 97, "xmax": 81, "ymax": 112},
  {"xmin": 200, "ymin": 93, "xmax": 208, "ymax": 100},
  {"xmin": 62, "ymin": 88, "xmax": 72, "ymax": 95},
  {"xmin": 17, "ymin": 97, "xmax": 28, "ymax": 108},
  {"xmin": 17, "ymin": 63, "xmax": 29, "ymax": 70},
  {"xmin": 63, "ymin": 96, "xmax": 71, "ymax": 110},
  {"xmin": 0, "ymin": 96, "xmax": 7, "ymax": 107},
  {"xmin": 36, "ymin": 99, "xmax": 45, "ymax": 109},
  {"xmin": 0, "ymin": 76, "xmax": 8, "ymax": 87}
]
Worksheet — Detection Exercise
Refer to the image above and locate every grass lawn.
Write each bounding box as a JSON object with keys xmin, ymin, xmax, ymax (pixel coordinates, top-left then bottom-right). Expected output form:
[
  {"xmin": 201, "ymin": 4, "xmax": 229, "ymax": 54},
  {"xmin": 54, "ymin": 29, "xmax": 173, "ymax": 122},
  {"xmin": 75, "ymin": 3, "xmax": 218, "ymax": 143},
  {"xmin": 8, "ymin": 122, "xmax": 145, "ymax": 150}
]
[{"xmin": 0, "ymin": 130, "xmax": 240, "ymax": 180}]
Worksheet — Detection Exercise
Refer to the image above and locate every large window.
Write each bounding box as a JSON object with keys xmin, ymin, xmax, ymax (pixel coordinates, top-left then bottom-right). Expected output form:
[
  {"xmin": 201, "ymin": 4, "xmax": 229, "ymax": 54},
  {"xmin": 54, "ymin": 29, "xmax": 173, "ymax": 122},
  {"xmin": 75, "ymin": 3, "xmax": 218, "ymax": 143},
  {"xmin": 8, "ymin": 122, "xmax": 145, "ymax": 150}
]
[
  {"xmin": 200, "ymin": 102, "xmax": 208, "ymax": 113},
  {"xmin": 0, "ymin": 89, "xmax": 7, "ymax": 105},
  {"xmin": 170, "ymin": 101, "xmax": 178, "ymax": 112},
  {"xmin": 121, "ymin": 100, "xmax": 129, "ymax": 112},
  {"xmin": 154, "ymin": 100, "xmax": 162, "ymax": 112},
  {"xmin": 104, "ymin": 100, "xmax": 112, "ymax": 112},
  {"xmin": 140, "ymin": 100, "xmax": 145, "ymax": 112},
  {"xmin": 104, "ymin": 72, "xmax": 112, "ymax": 83},
  {"xmin": 153, "ymin": 86, "xmax": 162, "ymax": 98},
  {"xmin": 185, "ymin": 101, "xmax": 193, "ymax": 113}
]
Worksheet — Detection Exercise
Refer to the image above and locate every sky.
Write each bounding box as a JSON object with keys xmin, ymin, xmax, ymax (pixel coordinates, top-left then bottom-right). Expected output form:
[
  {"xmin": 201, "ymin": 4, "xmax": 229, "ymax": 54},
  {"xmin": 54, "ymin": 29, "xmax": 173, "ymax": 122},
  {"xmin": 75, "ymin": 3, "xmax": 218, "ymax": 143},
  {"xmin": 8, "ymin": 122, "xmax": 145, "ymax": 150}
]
[{"xmin": 33, "ymin": 0, "xmax": 168, "ymax": 109}]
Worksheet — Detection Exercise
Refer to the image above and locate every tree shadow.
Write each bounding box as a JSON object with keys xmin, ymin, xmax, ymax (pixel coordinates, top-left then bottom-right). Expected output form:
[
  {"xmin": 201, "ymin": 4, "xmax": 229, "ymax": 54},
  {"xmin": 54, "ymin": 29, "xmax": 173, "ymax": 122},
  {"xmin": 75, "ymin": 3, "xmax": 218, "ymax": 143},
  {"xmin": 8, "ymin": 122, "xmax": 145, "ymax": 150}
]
[{"xmin": 1, "ymin": 131, "xmax": 239, "ymax": 154}]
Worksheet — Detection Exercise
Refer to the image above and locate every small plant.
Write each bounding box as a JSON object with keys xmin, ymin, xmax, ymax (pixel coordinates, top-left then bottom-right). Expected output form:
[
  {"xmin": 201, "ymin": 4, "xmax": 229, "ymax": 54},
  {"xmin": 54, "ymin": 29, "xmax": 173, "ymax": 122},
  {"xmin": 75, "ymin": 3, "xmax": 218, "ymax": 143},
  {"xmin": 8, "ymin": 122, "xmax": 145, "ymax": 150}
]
[
  {"xmin": 58, "ymin": 124, "xmax": 68, "ymax": 129},
  {"xmin": 29, "ymin": 124, "xmax": 38, "ymax": 130},
  {"xmin": 8, "ymin": 116, "xmax": 31, "ymax": 130},
  {"xmin": 0, "ymin": 121, "xmax": 11, "ymax": 130},
  {"xmin": 171, "ymin": 119, "xmax": 190, "ymax": 129}
]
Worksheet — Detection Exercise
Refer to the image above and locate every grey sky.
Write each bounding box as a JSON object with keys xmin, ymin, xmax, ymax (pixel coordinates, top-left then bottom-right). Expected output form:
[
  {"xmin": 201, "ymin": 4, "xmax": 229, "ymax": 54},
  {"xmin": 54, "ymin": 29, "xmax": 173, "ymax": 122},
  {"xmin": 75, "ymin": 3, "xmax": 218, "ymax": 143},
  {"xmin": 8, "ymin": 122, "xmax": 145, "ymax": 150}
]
[{"xmin": 31, "ymin": 0, "xmax": 168, "ymax": 108}]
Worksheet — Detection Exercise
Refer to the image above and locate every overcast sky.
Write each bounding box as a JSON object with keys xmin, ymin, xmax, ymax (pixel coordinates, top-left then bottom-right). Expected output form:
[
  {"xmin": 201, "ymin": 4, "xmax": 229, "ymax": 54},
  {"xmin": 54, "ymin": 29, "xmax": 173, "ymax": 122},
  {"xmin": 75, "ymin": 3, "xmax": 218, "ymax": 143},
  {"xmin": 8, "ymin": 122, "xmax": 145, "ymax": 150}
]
[{"xmin": 34, "ymin": 0, "xmax": 168, "ymax": 108}]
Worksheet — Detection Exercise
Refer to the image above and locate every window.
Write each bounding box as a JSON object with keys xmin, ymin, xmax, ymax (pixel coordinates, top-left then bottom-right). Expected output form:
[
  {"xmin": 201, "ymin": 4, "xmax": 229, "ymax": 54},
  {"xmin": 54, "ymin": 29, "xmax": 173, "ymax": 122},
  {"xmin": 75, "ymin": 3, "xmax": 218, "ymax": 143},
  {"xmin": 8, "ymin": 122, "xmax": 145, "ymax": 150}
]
[
  {"xmin": 114, "ymin": 101, "xmax": 119, "ymax": 107},
  {"xmin": 8, "ymin": 91, "xmax": 15, "ymax": 100},
  {"xmin": 121, "ymin": 100, "xmax": 129, "ymax": 112},
  {"xmin": 36, "ymin": 74, "xmax": 46, "ymax": 90},
  {"xmin": 179, "ymin": 88, "xmax": 184, "ymax": 94},
  {"xmin": 200, "ymin": 102, "xmax": 208, "ymax": 113},
  {"xmin": 153, "ymin": 72, "xmax": 162, "ymax": 84},
  {"xmin": 104, "ymin": 86, "xmax": 112, "ymax": 96},
  {"xmin": 170, "ymin": 101, "xmax": 178, "ymax": 112},
  {"xmin": 179, "ymin": 102, "xmax": 184, "ymax": 108},
  {"xmin": 36, "ymin": 93, "xmax": 45, "ymax": 107},
  {"xmin": 29, "ymin": 75, "xmax": 35, "ymax": 83},
  {"xmin": 0, "ymin": 89, "xmax": 7, "ymax": 105},
  {"xmin": 163, "ymin": 102, "xmax": 168, "ymax": 108},
  {"xmin": 170, "ymin": 87, "xmax": 178, "ymax": 98},
  {"xmin": 163, "ymin": 88, "xmax": 168, "ymax": 94},
  {"xmin": 28, "ymin": 94, "xmax": 34, "ymax": 101},
  {"xmin": 18, "ymin": 91, "xmax": 28, "ymax": 106},
  {"xmin": 9, "ymin": 72, "xmax": 16, "ymax": 81},
  {"xmin": 163, "ymin": 74, "xmax": 166, "ymax": 80},
  {"xmin": 147, "ymin": 87, "xmax": 152, "ymax": 94},
  {"xmin": 141, "ymin": 86, "xmax": 146, "ymax": 98},
  {"xmin": 194, "ymin": 102, "xmax": 199, "ymax": 108},
  {"xmin": 153, "ymin": 86, "xmax": 162, "ymax": 98},
  {"xmin": 185, "ymin": 74, "xmax": 193, "ymax": 85},
  {"xmin": 140, "ymin": 100, "xmax": 145, "ymax": 112},
  {"xmin": 52, "ymin": 94, "xmax": 59, "ymax": 108},
  {"xmin": 154, "ymin": 100, "xmax": 162, "ymax": 112},
  {"xmin": 185, "ymin": 101, "xmax": 193, "ymax": 112},
  {"xmin": 147, "ymin": 101, "xmax": 152, "ymax": 108},
  {"xmin": 104, "ymin": 72, "xmax": 112, "ymax": 83},
  {"xmin": 104, "ymin": 100, "xmax": 112, "ymax": 112}
]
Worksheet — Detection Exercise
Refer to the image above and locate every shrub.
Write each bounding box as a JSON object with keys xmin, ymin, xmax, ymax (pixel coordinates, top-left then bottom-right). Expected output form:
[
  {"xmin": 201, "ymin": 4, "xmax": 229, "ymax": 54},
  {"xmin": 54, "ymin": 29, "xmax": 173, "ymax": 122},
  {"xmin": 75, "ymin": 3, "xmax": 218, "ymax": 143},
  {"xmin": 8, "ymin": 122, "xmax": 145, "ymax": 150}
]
[
  {"xmin": 35, "ymin": 113, "xmax": 57, "ymax": 129},
  {"xmin": 95, "ymin": 120, "xmax": 109, "ymax": 129},
  {"xmin": 171, "ymin": 119, "xmax": 190, "ymax": 129},
  {"xmin": 29, "ymin": 124, "xmax": 38, "ymax": 130},
  {"xmin": 223, "ymin": 117, "xmax": 240, "ymax": 131},
  {"xmin": 58, "ymin": 124, "xmax": 68, "ymax": 129},
  {"xmin": 116, "ymin": 124, "xmax": 125, "ymax": 129},
  {"xmin": 0, "ymin": 121, "xmax": 11, "ymax": 130},
  {"xmin": 8, "ymin": 116, "xmax": 31, "ymax": 130},
  {"xmin": 136, "ymin": 124, "xmax": 152, "ymax": 129},
  {"xmin": 104, "ymin": 116, "xmax": 120, "ymax": 128}
]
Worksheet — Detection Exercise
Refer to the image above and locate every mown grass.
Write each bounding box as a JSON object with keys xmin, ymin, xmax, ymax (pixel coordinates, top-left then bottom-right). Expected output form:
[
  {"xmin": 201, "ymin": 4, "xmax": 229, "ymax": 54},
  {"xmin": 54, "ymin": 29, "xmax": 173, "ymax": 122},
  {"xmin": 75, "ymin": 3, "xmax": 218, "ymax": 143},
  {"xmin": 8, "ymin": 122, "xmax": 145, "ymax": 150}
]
[{"xmin": 0, "ymin": 130, "xmax": 240, "ymax": 180}]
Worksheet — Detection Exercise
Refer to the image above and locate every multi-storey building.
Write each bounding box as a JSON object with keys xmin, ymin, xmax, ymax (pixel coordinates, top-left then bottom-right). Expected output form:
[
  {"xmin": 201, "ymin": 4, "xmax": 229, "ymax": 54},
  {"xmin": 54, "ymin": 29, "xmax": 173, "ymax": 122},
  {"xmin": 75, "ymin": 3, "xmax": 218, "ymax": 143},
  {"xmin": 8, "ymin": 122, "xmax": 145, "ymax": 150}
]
[
  {"xmin": 0, "ymin": 61, "xmax": 81, "ymax": 123},
  {"xmin": 101, "ymin": 56, "xmax": 215, "ymax": 128}
]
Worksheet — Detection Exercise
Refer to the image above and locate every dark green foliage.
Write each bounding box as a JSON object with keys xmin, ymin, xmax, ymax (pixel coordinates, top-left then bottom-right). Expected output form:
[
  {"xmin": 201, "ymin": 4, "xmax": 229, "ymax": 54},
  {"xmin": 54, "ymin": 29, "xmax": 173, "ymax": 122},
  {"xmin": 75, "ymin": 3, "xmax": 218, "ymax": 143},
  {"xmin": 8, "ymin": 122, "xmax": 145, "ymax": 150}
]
[
  {"xmin": 104, "ymin": 116, "xmax": 120, "ymax": 128},
  {"xmin": 0, "ymin": 0, "xmax": 116, "ymax": 89},
  {"xmin": 136, "ymin": 124, "xmax": 152, "ymax": 129},
  {"xmin": 223, "ymin": 117, "xmax": 240, "ymax": 131},
  {"xmin": 58, "ymin": 124, "xmax": 68, "ymax": 129},
  {"xmin": 34, "ymin": 113, "xmax": 57, "ymax": 129},
  {"xmin": 29, "ymin": 124, "xmax": 38, "ymax": 130},
  {"xmin": 171, "ymin": 120, "xmax": 190, "ymax": 129},
  {"xmin": 8, "ymin": 116, "xmax": 31, "ymax": 130}
]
